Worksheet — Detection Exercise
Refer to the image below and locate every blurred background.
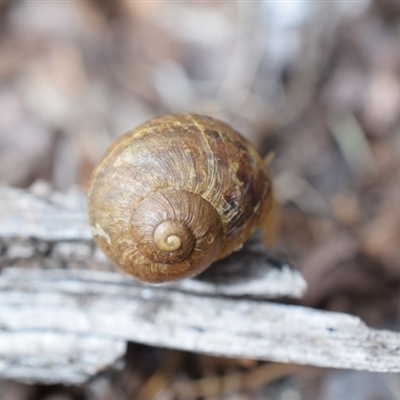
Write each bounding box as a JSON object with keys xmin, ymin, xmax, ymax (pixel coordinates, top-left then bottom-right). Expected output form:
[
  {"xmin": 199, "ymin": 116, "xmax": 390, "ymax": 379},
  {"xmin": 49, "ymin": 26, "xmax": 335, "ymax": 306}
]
[{"xmin": 2, "ymin": 0, "xmax": 400, "ymax": 399}]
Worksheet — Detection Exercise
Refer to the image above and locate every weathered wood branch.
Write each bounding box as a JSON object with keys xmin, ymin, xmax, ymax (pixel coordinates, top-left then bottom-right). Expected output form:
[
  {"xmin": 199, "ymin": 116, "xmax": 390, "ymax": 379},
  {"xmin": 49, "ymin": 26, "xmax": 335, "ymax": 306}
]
[
  {"xmin": 0, "ymin": 185, "xmax": 307, "ymax": 299},
  {"xmin": 2, "ymin": 185, "xmax": 400, "ymax": 384},
  {"xmin": 3, "ymin": 267, "xmax": 400, "ymax": 385}
]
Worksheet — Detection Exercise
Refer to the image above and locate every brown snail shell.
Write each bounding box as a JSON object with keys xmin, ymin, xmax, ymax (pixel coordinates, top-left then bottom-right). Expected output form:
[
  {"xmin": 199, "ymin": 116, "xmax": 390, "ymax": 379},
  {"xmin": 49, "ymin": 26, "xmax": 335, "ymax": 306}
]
[{"xmin": 87, "ymin": 114, "xmax": 274, "ymax": 283}]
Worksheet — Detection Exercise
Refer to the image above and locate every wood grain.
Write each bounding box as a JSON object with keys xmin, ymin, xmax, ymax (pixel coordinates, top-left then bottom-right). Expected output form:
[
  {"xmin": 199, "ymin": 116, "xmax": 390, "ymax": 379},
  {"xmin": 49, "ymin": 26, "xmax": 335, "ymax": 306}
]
[
  {"xmin": 2, "ymin": 267, "xmax": 400, "ymax": 385},
  {"xmin": 3, "ymin": 185, "xmax": 400, "ymax": 385}
]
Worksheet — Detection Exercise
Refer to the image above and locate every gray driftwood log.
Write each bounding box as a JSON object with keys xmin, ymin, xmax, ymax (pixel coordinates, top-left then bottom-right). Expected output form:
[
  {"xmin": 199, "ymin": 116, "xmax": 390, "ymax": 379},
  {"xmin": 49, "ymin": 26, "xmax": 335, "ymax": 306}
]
[{"xmin": 1, "ymin": 184, "xmax": 400, "ymax": 384}]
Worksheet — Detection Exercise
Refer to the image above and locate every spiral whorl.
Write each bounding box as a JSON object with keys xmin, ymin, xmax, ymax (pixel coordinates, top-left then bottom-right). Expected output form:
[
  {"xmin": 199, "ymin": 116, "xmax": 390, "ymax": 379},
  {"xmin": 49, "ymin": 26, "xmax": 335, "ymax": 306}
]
[
  {"xmin": 131, "ymin": 190, "xmax": 223, "ymax": 279},
  {"xmin": 153, "ymin": 221, "xmax": 187, "ymax": 252}
]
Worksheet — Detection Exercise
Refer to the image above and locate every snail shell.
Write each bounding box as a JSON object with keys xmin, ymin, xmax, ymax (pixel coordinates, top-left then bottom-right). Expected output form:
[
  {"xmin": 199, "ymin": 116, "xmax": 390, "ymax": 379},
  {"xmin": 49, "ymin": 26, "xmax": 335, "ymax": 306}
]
[{"xmin": 88, "ymin": 114, "xmax": 273, "ymax": 283}]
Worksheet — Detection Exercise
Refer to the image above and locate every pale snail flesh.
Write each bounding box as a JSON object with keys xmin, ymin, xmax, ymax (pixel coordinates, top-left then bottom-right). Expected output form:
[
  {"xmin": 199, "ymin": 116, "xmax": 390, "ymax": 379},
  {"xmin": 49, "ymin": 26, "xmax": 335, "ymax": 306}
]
[{"xmin": 87, "ymin": 114, "xmax": 274, "ymax": 283}]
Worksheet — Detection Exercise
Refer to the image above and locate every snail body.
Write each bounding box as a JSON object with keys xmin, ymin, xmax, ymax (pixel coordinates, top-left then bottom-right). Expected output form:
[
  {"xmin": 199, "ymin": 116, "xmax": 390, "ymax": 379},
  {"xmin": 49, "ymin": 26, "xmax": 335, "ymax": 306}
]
[{"xmin": 88, "ymin": 114, "xmax": 274, "ymax": 283}]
